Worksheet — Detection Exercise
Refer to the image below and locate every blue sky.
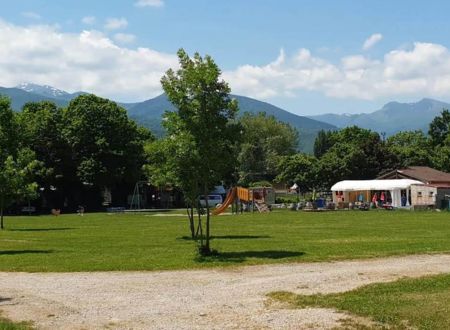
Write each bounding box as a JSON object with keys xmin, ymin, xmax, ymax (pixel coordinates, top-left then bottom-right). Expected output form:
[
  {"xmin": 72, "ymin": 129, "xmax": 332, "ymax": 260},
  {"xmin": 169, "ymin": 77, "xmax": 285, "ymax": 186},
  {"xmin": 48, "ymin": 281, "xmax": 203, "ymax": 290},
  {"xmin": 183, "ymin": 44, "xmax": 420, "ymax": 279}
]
[{"xmin": 2, "ymin": 0, "xmax": 450, "ymax": 115}]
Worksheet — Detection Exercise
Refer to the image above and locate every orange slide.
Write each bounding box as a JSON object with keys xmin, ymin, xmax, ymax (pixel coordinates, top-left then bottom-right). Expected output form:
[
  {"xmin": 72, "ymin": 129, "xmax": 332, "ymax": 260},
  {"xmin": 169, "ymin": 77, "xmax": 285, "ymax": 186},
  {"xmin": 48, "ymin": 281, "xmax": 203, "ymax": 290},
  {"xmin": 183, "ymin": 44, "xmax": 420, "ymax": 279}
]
[{"xmin": 211, "ymin": 187, "xmax": 237, "ymax": 215}]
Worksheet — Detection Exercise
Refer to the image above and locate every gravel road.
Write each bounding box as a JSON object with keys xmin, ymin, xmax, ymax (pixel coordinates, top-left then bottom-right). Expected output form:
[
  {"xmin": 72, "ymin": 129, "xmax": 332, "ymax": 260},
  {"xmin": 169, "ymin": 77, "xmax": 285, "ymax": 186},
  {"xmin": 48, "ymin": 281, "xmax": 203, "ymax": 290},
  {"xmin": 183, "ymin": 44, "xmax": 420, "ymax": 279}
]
[{"xmin": 1, "ymin": 253, "xmax": 450, "ymax": 329}]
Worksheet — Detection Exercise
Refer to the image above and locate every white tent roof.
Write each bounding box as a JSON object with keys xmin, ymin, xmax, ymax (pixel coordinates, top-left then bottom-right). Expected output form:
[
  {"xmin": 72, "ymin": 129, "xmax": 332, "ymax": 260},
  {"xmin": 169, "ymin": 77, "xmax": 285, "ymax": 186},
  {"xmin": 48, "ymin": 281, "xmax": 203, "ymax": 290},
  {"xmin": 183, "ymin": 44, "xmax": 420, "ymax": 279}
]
[{"xmin": 331, "ymin": 179, "xmax": 424, "ymax": 192}]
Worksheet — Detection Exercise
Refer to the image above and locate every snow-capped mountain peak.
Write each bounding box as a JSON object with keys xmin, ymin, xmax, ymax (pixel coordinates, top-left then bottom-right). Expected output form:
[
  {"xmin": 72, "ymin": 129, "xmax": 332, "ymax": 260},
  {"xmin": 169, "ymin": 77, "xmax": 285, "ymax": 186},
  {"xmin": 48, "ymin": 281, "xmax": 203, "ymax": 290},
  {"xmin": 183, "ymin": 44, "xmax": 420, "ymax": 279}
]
[{"xmin": 16, "ymin": 82, "xmax": 70, "ymax": 99}]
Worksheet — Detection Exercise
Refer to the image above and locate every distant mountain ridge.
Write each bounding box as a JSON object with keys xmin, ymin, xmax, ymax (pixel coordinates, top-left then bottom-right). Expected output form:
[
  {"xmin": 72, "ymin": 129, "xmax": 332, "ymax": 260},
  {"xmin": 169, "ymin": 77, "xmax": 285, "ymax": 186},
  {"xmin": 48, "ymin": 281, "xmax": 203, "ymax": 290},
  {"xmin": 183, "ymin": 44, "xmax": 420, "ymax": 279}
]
[
  {"xmin": 0, "ymin": 83, "xmax": 335, "ymax": 152},
  {"xmin": 308, "ymin": 98, "xmax": 450, "ymax": 134},
  {"xmin": 127, "ymin": 93, "xmax": 335, "ymax": 148}
]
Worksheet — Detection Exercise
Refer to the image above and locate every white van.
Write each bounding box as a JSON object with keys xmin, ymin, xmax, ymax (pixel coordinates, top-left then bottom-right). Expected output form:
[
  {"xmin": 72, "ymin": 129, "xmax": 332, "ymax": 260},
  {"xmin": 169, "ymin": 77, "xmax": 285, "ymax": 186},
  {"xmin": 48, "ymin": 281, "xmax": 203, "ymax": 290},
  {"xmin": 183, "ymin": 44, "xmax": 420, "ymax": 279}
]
[{"xmin": 199, "ymin": 194, "xmax": 223, "ymax": 207}]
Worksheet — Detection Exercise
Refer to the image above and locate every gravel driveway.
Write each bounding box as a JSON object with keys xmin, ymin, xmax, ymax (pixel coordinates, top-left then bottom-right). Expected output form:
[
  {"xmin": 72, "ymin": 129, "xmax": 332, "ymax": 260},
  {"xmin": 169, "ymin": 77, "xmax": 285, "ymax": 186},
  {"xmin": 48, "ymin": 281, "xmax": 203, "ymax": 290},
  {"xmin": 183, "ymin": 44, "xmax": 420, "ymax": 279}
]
[{"xmin": 2, "ymin": 253, "xmax": 450, "ymax": 329}]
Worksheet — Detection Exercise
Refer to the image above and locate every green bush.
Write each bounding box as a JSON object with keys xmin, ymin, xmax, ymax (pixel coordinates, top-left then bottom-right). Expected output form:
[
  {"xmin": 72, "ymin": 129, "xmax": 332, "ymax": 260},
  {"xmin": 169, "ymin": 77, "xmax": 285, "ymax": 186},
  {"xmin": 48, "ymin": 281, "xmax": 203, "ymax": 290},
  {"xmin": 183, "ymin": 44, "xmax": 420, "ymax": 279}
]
[{"xmin": 249, "ymin": 180, "xmax": 273, "ymax": 188}]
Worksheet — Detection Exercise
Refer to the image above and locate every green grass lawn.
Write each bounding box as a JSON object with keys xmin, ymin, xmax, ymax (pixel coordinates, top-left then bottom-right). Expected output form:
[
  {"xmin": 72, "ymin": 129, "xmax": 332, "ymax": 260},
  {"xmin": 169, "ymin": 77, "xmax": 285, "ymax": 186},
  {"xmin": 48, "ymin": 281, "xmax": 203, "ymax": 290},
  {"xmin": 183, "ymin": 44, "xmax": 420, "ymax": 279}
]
[
  {"xmin": 270, "ymin": 273, "xmax": 450, "ymax": 330},
  {"xmin": 0, "ymin": 210, "xmax": 449, "ymax": 272},
  {"xmin": 0, "ymin": 315, "xmax": 32, "ymax": 330}
]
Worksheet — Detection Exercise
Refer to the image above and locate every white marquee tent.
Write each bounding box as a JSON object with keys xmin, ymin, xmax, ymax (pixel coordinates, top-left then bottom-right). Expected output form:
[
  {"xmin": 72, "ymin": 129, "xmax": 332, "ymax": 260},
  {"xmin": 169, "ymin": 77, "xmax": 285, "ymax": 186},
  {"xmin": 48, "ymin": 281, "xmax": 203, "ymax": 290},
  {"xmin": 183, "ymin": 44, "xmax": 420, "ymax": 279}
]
[{"xmin": 331, "ymin": 179, "xmax": 424, "ymax": 208}]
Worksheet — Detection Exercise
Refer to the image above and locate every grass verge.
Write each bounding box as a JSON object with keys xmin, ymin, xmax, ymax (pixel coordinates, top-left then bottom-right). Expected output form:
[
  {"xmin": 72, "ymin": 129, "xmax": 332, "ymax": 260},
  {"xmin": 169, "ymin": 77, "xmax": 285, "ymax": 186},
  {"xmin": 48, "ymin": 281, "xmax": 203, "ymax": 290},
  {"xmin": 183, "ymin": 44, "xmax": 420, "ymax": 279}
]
[
  {"xmin": 269, "ymin": 273, "xmax": 450, "ymax": 329},
  {"xmin": 0, "ymin": 316, "xmax": 32, "ymax": 330},
  {"xmin": 0, "ymin": 210, "xmax": 449, "ymax": 271}
]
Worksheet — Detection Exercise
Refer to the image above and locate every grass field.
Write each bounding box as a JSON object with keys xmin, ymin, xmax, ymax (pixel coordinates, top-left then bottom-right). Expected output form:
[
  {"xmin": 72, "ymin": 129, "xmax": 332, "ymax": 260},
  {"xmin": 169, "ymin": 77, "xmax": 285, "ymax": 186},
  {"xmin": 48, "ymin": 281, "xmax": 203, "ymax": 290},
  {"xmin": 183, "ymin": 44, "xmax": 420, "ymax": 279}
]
[
  {"xmin": 0, "ymin": 210, "xmax": 449, "ymax": 272},
  {"xmin": 270, "ymin": 273, "xmax": 450, "ymax": 329},
  {"xmin": 0, "ymin": 315, "xmax": 31, "ymax": 330}
]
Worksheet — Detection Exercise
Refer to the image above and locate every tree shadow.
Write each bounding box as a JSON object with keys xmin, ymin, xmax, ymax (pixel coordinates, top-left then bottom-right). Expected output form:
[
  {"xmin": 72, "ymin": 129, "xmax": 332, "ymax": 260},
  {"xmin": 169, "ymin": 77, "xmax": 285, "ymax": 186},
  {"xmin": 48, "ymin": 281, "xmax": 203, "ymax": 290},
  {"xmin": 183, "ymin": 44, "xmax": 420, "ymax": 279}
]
[
  {"xmin": 178, "ymin": 235, "xmax": 270, "ymax": 241},
  {"xmin": 196, "ymin": 250, "xmax": 305, "ymax": 263},
  {"xmin": 9, "ymin": 228, "xmax": 75, "ymax": 232},
  {"xmin": 212, "ymin": 235, "xmax": 271, "ymax": 240},
  {"xmin": 0, "ymin": 250, "xmax": 54, "ymax": 255}
]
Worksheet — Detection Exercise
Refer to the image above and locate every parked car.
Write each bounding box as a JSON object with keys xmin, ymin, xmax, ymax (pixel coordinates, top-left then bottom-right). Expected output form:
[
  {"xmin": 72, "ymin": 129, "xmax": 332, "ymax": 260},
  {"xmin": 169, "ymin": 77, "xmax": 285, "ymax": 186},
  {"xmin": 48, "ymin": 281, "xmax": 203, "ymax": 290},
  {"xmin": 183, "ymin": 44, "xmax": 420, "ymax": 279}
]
[{"xmin": 199, "ymin": 194, "xmax": 223, "ymax": 207}]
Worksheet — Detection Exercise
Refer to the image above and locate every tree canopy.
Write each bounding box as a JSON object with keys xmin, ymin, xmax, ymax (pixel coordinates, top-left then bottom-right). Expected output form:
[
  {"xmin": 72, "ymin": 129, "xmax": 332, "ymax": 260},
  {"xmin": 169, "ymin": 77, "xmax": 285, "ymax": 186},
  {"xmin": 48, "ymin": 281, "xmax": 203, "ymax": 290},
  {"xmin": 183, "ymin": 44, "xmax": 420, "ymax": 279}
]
[
  {"xmin": 237, "ymin": 112, "xmax": 298, "ymax": 186},
  {"xmin": 0, "ymin": 97, "xmax": 40, "ymax": 229},
  {"xmin": 429, "ymin": 109, "xmax": 450, "ymax": 146},
  {"xmin": 64, "ymin": 94, "xmax": 151, "ymax": 189}
]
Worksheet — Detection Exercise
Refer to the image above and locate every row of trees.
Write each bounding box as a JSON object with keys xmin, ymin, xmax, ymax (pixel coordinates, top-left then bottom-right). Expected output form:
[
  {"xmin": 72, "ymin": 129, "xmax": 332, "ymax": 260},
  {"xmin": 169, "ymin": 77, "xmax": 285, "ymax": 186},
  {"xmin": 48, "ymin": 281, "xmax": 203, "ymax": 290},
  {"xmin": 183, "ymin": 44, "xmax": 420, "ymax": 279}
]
[
  {"xmin": 276, "ymin": 111, "xmax": 450, "ymax": 192},
  {"xmin": 0, "ymin": 94, "xmax": 152, "ymax": 228}
]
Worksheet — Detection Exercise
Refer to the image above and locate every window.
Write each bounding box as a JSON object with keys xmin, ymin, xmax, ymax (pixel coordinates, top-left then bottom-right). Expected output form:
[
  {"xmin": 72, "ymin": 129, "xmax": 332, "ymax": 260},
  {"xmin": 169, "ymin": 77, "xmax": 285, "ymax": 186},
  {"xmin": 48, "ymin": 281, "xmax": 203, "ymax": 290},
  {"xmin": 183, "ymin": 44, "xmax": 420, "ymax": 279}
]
[
  {"xmin": 429, "ymin": 191, "xmax": 434, "ymax": 197},
  {"xmin": 417, "ymin": 191, "xmax": 422, "ymax": 197}
]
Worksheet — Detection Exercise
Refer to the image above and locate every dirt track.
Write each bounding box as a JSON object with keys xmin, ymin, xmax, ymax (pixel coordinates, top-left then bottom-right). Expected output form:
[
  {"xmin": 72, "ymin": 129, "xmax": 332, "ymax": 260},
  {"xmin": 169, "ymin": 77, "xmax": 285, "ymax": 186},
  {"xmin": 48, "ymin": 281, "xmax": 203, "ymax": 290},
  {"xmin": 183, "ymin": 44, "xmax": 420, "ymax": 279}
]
[{"xmin": 2, "ymin": 254, "xmax": 450, "ymax": 329}]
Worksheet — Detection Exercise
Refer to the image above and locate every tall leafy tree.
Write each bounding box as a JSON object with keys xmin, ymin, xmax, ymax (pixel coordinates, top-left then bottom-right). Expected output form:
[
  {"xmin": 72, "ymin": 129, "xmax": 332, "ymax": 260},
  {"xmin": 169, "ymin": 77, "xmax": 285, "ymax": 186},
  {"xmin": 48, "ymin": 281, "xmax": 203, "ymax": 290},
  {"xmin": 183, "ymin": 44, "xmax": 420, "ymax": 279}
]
[
  {"xmin": 0, "ymin": 151, "xmax": 40, "ymax": 229},
  {"xmin": 275, "ymin": 153, "xmax": 319, "ymax": 192},
  {"xmin": 386, "ymin": 131, "xmax": 431, "ymax": 167},
  {"xmin": 64, "ymin": 94, "xmax": 151, "ymax": 203},
  {"xmin": 427, "ymin": 110, "xmax": 450, "ymax": 172},
  {"xmin": 429, "ymin": 109, "xmax": 450, "ymax": 146},
  {"xmin": 316, "ymin": 126, "xmax": 393, "ymax": 188},
  {"xmin": 18, "ymin": 101, "xmax": 71, "ymax": 197},
  {"xmin": 313, "ymin": 129, "xmax": 334, "ymax": 158},
  {"xmin": 238, "ymin": 112, "xmax": 298, "ymax": 185},
  {"xmin": 0, "ymin": 97, "xmax": 40, "ymax": 229},
  {"xmin": 160, "ymin": 49, "xmax": 240, "ymax": 254}
]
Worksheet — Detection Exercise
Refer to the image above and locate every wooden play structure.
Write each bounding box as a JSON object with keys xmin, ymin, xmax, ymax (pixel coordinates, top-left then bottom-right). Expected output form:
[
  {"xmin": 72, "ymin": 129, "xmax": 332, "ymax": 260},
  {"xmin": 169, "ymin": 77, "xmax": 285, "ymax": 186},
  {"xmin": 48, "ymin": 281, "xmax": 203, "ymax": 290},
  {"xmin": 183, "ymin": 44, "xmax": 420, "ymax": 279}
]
[{"xmin": 212, "ymin": 186, "xmax": 274, "ymax": 215}]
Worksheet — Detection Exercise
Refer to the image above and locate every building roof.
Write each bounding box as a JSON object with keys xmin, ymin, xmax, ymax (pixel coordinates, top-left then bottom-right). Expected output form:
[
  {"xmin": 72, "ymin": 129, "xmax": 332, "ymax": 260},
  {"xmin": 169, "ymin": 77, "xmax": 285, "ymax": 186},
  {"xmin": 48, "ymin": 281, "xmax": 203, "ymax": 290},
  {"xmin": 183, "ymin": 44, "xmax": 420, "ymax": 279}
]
[
  {"xmin": 378, "ymin": 166, "xmax": 450, "ymax": 184},
  {"xmin": 331, "ymin": 179, "xmax": 424, "ymax": 192}
]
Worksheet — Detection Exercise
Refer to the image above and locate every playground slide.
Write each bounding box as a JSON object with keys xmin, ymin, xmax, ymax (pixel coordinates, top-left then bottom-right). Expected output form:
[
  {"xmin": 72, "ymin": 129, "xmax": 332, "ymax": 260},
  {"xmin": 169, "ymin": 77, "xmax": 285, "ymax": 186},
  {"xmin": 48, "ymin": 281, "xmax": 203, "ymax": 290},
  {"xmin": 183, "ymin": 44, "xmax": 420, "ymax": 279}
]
[{"xmin": 212, "ymin": 187, "xmax": 236, "ymax": 215}]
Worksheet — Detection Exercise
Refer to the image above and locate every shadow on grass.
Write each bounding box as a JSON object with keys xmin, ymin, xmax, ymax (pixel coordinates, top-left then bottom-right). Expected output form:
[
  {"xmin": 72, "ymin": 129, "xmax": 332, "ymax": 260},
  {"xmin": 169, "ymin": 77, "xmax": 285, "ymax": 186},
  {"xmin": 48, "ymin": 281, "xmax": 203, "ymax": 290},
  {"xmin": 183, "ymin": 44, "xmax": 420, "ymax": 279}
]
[
  {"xmin": 0, "ymin": 250, "xmax": 54, "ymax": 255},
  {"xmin": 212, "ymin": 235, "xmax": 271, "ymax": 240},
  {"xmin": 178, "ymin": 235, "xmax": 271, "ymax": 241},
  {"xmin": 9, "ymin": 228, "xmax": 75, "ymax": 232},
  {"xmin": 196, "ymin": 250, "xmax": 305, "ymax": 263}
]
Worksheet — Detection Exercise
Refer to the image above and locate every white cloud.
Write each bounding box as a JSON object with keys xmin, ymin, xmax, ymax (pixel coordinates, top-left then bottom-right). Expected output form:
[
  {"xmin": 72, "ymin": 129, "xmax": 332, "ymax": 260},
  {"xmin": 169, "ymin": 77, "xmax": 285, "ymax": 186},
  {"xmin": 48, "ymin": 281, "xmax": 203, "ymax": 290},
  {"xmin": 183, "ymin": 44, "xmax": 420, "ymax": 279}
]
[
  {"xmin": 135, "ymin": 0, "xmax": 164, "ymax": 7},
  {"xmin": 104, "ymin": 17, "xmax": 128, "ymax": 30},
  {"xmin": 114, "ymin": 33, "xmax": 136, "ymax": 44},
  {"xmin": 3, "ymin": 18, "xmax": 450, "ymax": 104},
  {"xmin": 21, "ymin": 11, "xmax": 41, "ymax": 20},
  {"xmin": 362, "ymin": 33, "xmax": 383, "ymax": 50},
  {"xmin": 0, "ymin": 20, "xmax": 177, "ymax": 101},
  {"xmin": 82, "ymin": 16, "xmax": 96, "ymax": 25},
  {"xmin": 224, "ymin": 42, "xmax": 450, "ymax": 101}
]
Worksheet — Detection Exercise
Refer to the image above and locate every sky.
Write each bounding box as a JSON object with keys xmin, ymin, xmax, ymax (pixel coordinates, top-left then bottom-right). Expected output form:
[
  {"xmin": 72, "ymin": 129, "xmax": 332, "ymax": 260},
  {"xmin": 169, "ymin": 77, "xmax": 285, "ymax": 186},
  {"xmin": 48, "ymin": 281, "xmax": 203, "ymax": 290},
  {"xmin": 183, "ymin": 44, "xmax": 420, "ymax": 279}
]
[{"xmin": 2, "ymin": 0, "xmax": 450, "ymax": 115}]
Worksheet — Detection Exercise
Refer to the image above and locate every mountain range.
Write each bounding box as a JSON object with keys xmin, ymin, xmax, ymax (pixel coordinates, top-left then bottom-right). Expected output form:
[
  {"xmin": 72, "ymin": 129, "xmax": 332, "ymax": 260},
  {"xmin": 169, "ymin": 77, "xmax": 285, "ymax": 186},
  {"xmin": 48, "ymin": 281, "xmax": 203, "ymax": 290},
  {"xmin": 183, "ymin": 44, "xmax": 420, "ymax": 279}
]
[
  {"xmin": 308, "ymin": 98, "xmax": 450, "ymax": 135},
  {"xmin": 0, "ymin": 83, "xmax": 335, "ymax": 153},
  {"xmin": 2, "ymin": 83, "xmax": 448, "ymax": 152}
]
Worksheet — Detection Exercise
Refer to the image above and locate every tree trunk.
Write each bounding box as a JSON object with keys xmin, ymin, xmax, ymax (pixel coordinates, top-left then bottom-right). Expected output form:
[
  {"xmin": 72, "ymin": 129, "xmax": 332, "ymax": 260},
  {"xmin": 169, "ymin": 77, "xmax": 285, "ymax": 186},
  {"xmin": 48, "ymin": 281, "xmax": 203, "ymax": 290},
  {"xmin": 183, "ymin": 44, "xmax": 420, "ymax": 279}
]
[
  {"xmin": 197, "ymin": 210, "xmax": 203, "ymax": 247},
  {"xmin": 186, "ymin": 206, "xmax": 195, "ymax": 238},
  {"xmin": 204, "ymin": 185, "xmax": 211, "ymax": 253},
  {"xmin": 0, "ymin": 196, "xmax": 4, "ymax": 230}
]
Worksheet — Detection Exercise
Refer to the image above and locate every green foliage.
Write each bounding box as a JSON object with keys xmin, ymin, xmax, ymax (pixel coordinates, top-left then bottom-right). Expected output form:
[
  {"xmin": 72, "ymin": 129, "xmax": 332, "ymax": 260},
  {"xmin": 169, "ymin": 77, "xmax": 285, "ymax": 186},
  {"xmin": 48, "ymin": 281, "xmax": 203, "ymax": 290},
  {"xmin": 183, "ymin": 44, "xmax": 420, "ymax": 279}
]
[
  {"xmin": 313, "ymin": 129, "xmax": 334, "ymax": 158},
  {"xmin": 248, "ymin": 180, "xmax": 273, "ymax": 188},
  {"xmin": 0, "ymin": 316, "xmax": 32, "ymax": 330},
  {"xmin": 386, "ymin": 130, "xmax": 432, "ymax": 167},
  {"xmin": 18, "ymin": 101, "xmax": 69, "ymax": 188},
  {"xmin": 274, "ymin": 195, "xmax": 299, "ymax": 203},
  {"xmin": 271, "ymin": 274, "xmax": 450, "ymax": 329},
  {"xmin": 0, "ymin": 97, "xmax": 40, "ymax": 229},
  {"xmin": 143, "ymin": 139, "xmax": 176, "ymax": 187},
  {"xmin": 315, "ymin": 126, "xmax": 393, "ymax": 189},
  {"xmin": 238, "ymin": 112, "xmax": 298, "ymax": 185},
  {"xmin": 276, "ymin": 153, "xmax": 318, "ymax": 191},
  {"xmin": 432, "ymin": 144, "xmax": 450, "ymax": 173},
  {"xmin": 64, "ymin": 94, "xmax": 150, "ymax": 188},
  {"xmin": 0, "ymin": 97, "xmax": 20, "ymax": 161},
  {"xmin": 160, "ymin": 49, "xmax": 240, "ymax": 252},
  {"xmin": 429, "ymin": 109, "xmax": 450, "ymax": 146},
  {"xmin": 0, "ymin": 152, "xmax": 40, "ymax": 229}
]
